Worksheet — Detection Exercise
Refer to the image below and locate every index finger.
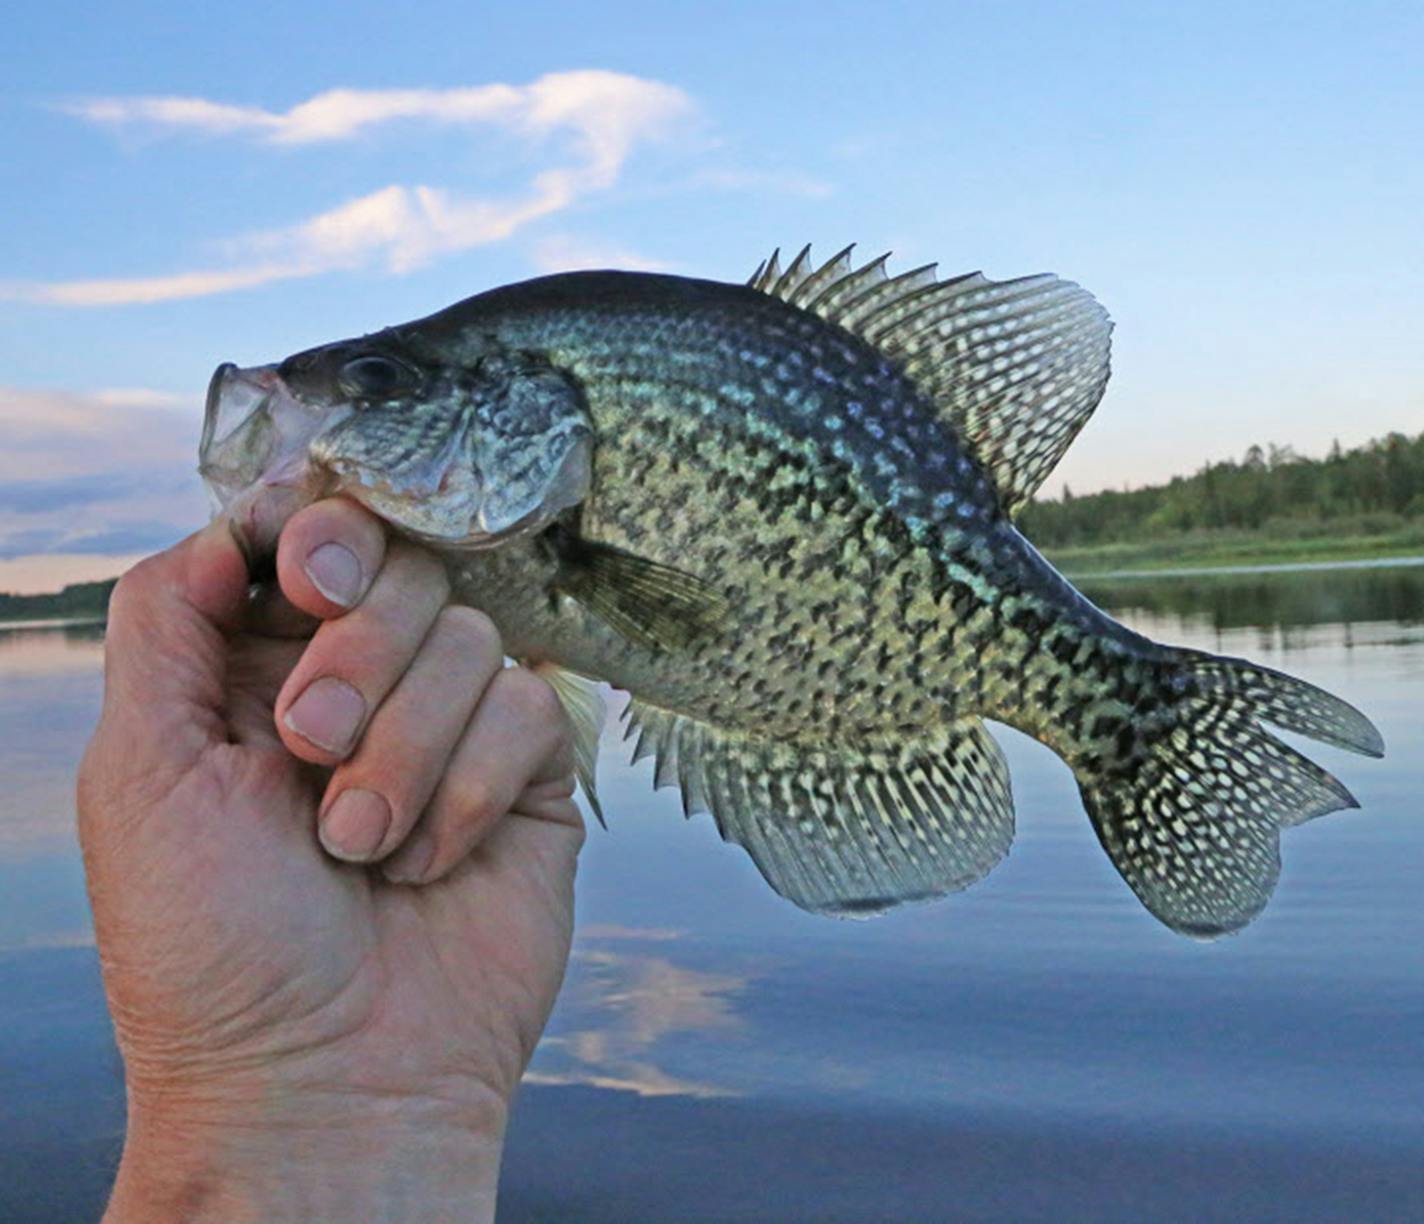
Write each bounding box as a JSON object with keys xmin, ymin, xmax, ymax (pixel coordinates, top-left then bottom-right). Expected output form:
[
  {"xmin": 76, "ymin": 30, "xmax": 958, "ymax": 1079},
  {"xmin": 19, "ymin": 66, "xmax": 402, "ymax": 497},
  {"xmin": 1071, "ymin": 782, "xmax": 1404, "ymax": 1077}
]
[
  {"xmin": 275, "ymin": 497, "xmax": 389, "ymax": 620},
  {"xmin": 96, "ymin": 515, "xmax": 252, "ymax": 773}
]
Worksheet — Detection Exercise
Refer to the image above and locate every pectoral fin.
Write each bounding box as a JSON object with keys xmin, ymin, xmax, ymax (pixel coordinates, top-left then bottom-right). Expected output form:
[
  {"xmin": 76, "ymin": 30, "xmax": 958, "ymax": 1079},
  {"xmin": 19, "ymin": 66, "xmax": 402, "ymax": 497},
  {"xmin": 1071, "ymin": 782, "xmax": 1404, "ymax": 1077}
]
[
  {"xmin": 532, "ymin": 663, "xmax": 607, "ymax": 827},
  {"xmin": 549, "ymin": 528, "xmax": 729, "ymax": 654}
]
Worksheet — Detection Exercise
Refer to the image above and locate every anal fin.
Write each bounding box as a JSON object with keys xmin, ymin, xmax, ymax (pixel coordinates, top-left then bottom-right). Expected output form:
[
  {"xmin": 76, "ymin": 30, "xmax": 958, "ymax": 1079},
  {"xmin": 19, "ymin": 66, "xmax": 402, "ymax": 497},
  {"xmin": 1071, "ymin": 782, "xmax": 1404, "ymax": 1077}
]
[{"xmin": 623, "ymin": 701, "xmax": 1015, "ymax": 916}]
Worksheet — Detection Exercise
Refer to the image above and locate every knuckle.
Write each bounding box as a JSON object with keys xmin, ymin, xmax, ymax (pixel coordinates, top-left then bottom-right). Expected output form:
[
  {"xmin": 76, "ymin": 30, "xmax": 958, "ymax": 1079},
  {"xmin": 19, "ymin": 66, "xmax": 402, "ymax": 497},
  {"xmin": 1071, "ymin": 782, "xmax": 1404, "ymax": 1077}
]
[
  {"xmin": 428, "ymin": 564, "xmax": 452, "ymax": 606},
  {"xmin": 108, "ymin": 558, "xmax": 160, "ymax": 623},
  {"xmin": 448, "ymin": 774, "xmax": 502, "ymax": 828},
  {"xmin": 499, "ymin": 667, "xmax": 564, "ymax": 728},
  {"xmin": 390, "ymin": 541, "xmax": 450, "ymax": 601},
  {"xmin": 435, "ymin": 605, "xmax": 501, "ymax": 659},
  {"xmin": 549, "ymin": 724, "xmax": 576, "ymax": 773}
]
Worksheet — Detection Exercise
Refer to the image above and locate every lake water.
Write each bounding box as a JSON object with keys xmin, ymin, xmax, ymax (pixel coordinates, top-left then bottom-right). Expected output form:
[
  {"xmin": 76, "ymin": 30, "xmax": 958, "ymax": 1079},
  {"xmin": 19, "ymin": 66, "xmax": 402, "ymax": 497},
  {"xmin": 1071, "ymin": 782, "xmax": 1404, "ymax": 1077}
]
[{"xmin": 2, "ymin": 566, "xmax": 1421, "ymax": 1221}]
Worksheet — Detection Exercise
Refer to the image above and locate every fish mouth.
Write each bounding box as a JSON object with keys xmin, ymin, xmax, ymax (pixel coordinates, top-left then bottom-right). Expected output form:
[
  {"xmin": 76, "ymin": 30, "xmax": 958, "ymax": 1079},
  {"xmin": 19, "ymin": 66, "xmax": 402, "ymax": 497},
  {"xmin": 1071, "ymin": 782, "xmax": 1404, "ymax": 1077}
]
[
  {"xmin": 200, "ymin": 362, "xmax": 281, "ymax": 461},
  {"xmin": 198, "ymin": 361, "xmax": 339, "ymax": 557},
  {"xmin": 198, "ymin": 362, "xmax": 285, "ymax": 504},
  {"xmin": 196, "ymin": 356, "xmax": 594, "ymax": 559}
]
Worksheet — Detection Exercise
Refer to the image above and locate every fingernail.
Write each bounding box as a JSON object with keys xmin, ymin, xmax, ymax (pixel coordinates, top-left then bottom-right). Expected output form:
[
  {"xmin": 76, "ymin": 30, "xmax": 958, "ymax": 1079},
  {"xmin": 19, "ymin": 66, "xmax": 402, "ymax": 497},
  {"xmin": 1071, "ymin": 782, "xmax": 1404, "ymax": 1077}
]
[
  {"xmin": 320, "ymin": 789, "xmax": 392, "ymax": 862},
  {"xmin": 284, "ymin": 677, "xmax": 365, "ymax": 755},
  {"xmin": 382, "ymin": 833, "xmax": 436, "ymax": 884},
  {"xmin": 305, "ymin": 542, "xmax": 362, "ymax": 607}
]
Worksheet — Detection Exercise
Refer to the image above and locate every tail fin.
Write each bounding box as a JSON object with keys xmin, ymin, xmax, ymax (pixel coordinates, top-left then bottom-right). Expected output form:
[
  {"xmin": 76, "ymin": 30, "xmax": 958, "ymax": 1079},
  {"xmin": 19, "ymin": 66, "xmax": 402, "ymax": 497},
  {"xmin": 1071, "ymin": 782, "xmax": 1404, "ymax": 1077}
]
[{"xmin": 1077, "ymin": 648, "xmax": 1383, "ymax": 938}]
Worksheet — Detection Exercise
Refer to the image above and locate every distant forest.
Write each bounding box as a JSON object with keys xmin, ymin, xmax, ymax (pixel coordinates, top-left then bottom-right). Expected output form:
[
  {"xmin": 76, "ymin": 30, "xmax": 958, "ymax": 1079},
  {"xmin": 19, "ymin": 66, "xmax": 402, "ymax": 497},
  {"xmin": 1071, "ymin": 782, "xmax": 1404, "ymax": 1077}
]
[
  {"xmin": 2, "ymin": 431, "xmax": 1422, "ymax": 618},
  {"xmin": 0, "ymin": 578, "xmax": 117, "ymax": 622},
  {"xmin": 1020, "ymin": 429, "xmax": 1424, "ymax": 547}
]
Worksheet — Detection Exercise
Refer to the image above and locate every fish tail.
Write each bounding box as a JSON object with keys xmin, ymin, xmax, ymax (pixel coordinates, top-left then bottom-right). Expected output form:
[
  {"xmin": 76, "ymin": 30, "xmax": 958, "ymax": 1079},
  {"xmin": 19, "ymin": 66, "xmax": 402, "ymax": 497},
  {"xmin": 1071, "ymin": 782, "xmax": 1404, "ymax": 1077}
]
[{"xmin": 1073, "ymin": 645, "xmax": 1383, "ymax": 937}]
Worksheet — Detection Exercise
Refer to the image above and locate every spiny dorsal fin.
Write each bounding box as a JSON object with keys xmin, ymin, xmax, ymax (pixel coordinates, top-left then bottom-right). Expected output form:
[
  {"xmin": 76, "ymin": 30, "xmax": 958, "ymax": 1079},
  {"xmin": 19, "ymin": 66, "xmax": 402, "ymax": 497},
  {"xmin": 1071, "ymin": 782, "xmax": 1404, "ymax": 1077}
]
[
  {"xmin": 786, "ymin": 243, "xmax": 855, "ymax": 308},
  {"xmin": 746, "ymin": 244, "xmax": 1113, "ymax": 514},
  {"xmin": 622, "ymin": 701, "xmax": 1015, "ymax": 916},
  {"xmin": 747, "ymin": 248, "xmax": 782, "ymax": 292}
]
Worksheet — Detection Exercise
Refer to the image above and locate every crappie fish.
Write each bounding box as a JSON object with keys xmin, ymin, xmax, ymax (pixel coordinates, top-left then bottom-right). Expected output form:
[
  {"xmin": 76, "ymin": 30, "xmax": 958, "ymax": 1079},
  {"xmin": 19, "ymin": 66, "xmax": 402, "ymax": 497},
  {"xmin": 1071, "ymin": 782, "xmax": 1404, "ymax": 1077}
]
[{"xmin": 200, "ymin": 244, "xmax": 1384, "ymax": 937}]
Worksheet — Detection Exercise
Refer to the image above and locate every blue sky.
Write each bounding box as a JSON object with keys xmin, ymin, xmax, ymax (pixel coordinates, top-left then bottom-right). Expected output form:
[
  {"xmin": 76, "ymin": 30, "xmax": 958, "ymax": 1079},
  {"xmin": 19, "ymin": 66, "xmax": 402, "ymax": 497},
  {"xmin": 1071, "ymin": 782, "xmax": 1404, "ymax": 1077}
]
[{"xmin": 2, "ymin": 0, "xmax": 1420, "ymax": 590}]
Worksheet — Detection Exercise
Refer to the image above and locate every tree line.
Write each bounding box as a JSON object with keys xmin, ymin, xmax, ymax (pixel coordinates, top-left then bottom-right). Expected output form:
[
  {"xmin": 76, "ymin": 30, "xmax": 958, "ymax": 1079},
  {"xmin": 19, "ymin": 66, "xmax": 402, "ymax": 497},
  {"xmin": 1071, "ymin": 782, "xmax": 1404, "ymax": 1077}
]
[
  {"xmin": 1019, "ymin": 429, "xmax": 1424, "ymax": 547},
  {"xmin": 0, "ymin": 577, "xmax": 117, "ymax": 622},
  {"xmin": 3, "ymin": 430, "xmax": 1421, "ymax": 616}
]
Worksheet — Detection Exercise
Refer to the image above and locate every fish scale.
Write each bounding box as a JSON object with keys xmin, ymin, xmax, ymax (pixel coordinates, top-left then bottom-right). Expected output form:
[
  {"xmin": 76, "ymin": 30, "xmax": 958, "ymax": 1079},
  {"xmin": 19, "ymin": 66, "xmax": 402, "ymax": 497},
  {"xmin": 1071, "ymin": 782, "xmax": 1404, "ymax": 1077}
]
[
  {"xmin": 567, "ymin": 361, "xmax": 922, "ymax": 722},
  {"xmin": 200, "ymin": 244, "xmax": 1384, "ymax": 937}
]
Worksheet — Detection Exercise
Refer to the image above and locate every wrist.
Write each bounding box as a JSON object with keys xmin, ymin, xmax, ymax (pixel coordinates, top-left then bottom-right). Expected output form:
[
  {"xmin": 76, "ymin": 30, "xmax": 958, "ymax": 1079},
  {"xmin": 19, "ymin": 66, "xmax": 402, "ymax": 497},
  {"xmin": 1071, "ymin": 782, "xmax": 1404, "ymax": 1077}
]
[{"xmin": 106, "ymin": 1081, "xmax": 509, "ymax": 1224}]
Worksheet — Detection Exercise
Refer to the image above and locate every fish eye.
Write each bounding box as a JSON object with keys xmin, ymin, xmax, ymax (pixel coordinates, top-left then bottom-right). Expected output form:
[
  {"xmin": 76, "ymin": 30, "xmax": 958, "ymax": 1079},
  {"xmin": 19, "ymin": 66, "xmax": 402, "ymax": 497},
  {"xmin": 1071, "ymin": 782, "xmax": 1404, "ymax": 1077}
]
[{"xmin": 339, "ymin": 354, "xmax": 417, "ymax": 401}]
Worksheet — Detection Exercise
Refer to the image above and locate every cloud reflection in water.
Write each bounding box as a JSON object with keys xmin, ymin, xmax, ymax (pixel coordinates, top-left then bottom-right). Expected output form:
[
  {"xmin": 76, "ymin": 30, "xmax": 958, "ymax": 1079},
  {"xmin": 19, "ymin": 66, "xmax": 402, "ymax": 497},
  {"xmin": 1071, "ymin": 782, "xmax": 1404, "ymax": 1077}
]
[
  {"xmin": 528, "ymin": 928, "xmax": 752, "ymax": 1099},
  {"xmin": 0, "ymin": 624, "xmax": 104, "ymax": 859}
]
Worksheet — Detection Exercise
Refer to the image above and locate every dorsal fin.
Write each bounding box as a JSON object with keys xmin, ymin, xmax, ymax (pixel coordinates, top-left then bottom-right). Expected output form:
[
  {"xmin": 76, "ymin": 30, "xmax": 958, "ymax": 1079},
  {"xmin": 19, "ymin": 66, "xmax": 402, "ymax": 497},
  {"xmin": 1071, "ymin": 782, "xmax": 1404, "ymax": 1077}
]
[{"xmin": 746, "ymin": 244, "xmax": 1113, "ymax": 514}]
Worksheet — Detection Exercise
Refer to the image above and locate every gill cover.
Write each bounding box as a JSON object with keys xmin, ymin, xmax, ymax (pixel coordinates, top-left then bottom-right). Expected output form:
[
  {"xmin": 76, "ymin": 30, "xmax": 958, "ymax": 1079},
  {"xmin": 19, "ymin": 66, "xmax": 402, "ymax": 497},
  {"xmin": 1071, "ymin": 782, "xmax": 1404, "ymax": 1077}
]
[{"xmin": 311, "ymin": 349, "xmax": 594, "ymax": 548}]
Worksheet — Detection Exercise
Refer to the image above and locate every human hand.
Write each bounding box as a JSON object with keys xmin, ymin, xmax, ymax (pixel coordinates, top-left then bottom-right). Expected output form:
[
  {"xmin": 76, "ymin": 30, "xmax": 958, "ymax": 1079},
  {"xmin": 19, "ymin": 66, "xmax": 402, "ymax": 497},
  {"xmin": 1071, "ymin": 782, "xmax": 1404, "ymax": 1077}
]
[{"xmin": 77, "ymin": 499, "xmax": 582, "ymax": 1223}]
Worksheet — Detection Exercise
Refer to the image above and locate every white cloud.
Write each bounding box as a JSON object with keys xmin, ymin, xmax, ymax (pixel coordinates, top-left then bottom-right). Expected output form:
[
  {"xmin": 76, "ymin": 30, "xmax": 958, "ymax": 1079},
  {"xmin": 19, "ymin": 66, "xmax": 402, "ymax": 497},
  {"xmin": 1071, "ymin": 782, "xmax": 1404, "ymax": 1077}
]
[
  {"xmin": 68, "ymin": 95, "xmax": 279, "ymax": 136},
  {"xmin": 241, "ymin": 181, "xmax": 579, "ymax": 278},
  {"xmin": 90, "ymin": 387, "xmax": 194, "ymax": 409},
  {"xmin": 62, "ymin": 71, "xmax": 688, "ymax": 151},
  {"xmin": 1, "ymin": 384, "xmax": 197, "ymax": 473},
  {"xmin": 531, "ymin": 233, "xmax": 676, "ymax": 274},
  {"xmin": 0, "ymin": 385, "xmax": 207, "ymax": 574},
  {"xmin": 22, "ymin": 72, "xmax": 694, "ymax": 307},
  {"xmin": 13, "ymin": 265, "xmax": 302, "ymax": 307}
]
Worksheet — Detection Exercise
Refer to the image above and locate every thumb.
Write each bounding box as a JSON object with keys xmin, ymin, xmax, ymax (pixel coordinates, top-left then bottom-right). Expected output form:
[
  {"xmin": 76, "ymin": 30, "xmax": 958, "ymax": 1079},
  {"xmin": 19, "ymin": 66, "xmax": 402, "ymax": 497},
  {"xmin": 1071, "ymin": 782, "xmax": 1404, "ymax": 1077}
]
[{"xmin": 95, "ymin": 514, "xmax": 253, "ymax": 778}]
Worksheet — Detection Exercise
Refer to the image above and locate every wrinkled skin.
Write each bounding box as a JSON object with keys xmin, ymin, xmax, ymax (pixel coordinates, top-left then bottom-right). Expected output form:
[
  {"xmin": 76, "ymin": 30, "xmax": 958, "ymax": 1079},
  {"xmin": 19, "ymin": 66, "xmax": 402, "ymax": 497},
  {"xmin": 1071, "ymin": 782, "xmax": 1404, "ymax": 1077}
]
[{"xmin": 78, "ymin": 500, "xmax": 581, "ymax": 1218}]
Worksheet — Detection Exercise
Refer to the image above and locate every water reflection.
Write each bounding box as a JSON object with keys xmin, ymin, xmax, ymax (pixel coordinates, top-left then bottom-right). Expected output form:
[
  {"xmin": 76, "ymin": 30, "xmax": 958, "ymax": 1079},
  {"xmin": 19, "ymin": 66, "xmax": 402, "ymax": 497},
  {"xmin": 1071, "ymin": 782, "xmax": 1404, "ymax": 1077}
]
[
  {"xmin": 0, "ymin": 623, "xmax": 103, "ymax": 859},
  {"xmin": 2, "ymin": 563, "xmax": 1423, "ymax": 1222},
  {"xmin": 0, "ymin": 620, "xmax": 104, "ymax": 676},
  {"xmin": 1080, "ymin": 567, "xmax": 1424, "ymax": 701},
  {"xmin": 1, "ymin": 927, "xmax": 94, "ymax": 953},
  {"xmin": 1081, "ymin": 564, "xmax": 1424, "ymax": 632},
  {"xmin": 529, "ymin": 928, "xmax": 751, "ymax": 1099}
]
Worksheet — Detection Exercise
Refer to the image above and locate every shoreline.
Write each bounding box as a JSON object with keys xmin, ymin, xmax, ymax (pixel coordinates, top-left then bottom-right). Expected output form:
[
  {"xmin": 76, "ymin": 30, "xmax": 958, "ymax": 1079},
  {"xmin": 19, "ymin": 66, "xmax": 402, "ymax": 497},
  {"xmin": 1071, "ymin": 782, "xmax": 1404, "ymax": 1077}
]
[
  {"xmin": 1065, "ymin": 554, "xmax": 1424, "ymax": 582},
  {"xmin": 1043, "ymin": 535, "xmax": 1424, "ymax": 579},
  {"xmin": 3, "ymin": 552, "xmax": 1424, "ymax": 628},
  {"xmin": 0, "ymin": 614, "xmax": 107, "ymax": 631}
]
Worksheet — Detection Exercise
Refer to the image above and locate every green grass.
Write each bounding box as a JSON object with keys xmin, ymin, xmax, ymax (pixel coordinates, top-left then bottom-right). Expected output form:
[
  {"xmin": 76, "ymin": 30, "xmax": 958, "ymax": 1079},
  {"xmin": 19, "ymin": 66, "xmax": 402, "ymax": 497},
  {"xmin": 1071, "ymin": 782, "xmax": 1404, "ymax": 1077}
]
[{"xmin": 1044, "ymin": 523, "xmax": 1424, "ymax": 576}]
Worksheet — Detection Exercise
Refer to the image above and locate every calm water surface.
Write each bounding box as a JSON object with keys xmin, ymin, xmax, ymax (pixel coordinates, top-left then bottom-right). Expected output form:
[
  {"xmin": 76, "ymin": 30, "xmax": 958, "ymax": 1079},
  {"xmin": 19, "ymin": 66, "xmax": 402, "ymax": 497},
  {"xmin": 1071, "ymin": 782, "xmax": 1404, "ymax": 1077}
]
[{"xmin": 2, "ymin": 567, "xmax": 1421, "ymax": 1221}]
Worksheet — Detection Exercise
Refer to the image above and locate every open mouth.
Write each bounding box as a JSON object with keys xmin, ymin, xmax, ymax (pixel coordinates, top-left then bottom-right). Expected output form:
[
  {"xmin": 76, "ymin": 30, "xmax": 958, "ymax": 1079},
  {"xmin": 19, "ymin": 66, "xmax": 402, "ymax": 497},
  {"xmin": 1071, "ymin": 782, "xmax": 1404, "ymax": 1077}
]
[
  {"xmin": 200, "ymin": 362, "xmax": 285, "ymax": 457},
  {"xmin": 198, "ymin": 361, "xmax": 339, "ymax": 558},
  {"xmin": 198, "ymin": 363, "xmax": 286, "ymax": 506}
]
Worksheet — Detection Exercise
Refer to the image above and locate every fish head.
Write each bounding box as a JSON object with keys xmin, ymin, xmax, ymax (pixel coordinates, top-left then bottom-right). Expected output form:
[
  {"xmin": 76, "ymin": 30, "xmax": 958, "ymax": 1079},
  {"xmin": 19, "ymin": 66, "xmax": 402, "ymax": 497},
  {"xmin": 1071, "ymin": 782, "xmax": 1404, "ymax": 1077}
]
[{"xmin": 199, "ymin": 331, "xmax": 593, "ymax": 556}]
